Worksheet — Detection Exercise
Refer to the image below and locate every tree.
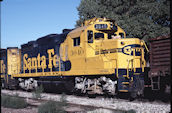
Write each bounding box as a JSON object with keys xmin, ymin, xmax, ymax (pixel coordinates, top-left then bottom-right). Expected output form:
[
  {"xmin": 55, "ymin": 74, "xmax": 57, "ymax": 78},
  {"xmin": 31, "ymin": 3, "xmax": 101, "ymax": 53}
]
[{"xmin": 76, "ymin": 0, "xmax": 170, "ymax": 42}]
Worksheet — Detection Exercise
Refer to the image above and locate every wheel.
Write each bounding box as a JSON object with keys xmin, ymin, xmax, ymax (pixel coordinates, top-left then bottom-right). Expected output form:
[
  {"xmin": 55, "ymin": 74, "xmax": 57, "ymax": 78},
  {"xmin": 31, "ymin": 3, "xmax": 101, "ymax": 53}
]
[{"xmin": 129, "ymin": 92, "xmax": 137, "ymax": 101}]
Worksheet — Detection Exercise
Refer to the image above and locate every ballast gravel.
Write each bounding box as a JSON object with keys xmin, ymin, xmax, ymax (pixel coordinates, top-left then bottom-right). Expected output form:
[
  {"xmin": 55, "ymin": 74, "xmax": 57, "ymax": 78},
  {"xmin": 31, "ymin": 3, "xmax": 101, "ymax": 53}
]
[{"xmin": 1, "ymin": 89, "xmax": 170, "ymax": 113}]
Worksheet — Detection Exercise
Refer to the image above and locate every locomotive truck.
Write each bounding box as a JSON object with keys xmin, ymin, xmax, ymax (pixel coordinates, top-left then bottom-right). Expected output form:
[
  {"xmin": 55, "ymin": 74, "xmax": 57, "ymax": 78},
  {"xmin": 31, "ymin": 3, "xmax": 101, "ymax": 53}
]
[{"xmin": 1, "ymin": 18, "xmax": 148, "ymax": 98}]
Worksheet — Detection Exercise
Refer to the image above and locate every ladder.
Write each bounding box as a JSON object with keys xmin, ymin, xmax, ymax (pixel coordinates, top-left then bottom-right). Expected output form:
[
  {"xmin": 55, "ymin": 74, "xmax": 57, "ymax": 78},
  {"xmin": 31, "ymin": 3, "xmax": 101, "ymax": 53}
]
[{"xmin": 151, "ymin": 76, "xmax": 160, "ymax": 90}]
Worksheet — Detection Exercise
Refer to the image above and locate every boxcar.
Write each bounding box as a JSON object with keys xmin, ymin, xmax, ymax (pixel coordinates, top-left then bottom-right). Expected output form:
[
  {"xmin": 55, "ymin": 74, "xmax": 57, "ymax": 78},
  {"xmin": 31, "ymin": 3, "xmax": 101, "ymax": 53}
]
[{"xmin": 146, "ymin": 34, "xmax": 170, "ymax": 94}]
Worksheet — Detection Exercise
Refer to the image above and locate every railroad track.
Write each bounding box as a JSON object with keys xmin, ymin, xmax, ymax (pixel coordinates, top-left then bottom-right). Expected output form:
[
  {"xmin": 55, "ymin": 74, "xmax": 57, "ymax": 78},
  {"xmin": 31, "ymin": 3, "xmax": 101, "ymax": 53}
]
[{"xmin": 1, "ymin": 89, "xmax": 170, "ymax": 113}]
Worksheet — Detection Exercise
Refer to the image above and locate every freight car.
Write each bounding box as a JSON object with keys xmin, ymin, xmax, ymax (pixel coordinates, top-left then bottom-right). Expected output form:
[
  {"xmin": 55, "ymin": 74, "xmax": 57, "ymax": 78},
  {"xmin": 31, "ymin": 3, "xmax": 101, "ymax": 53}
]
[
  {"xmin": 144, "ymin": 34, "xmax": 171, "ymax": 98},
  {"xmin": 0, "ymin": 47, "xmax": 21, "ymax": 89},
  {"xmin": 1, "ymin": 18, "xmax": 148, "ymax": 98},
  {"xmin": 0, "ymin": 49, "xmax": 7, "ymax": 88}
]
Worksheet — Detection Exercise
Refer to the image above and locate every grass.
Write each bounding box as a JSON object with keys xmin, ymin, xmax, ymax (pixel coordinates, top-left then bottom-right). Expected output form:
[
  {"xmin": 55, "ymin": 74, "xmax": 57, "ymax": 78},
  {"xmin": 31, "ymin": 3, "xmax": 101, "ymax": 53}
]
[
  {"xmin": 1, "ymin": 94, "xmax": 28, "ymax": 109},
  {"xmin": 38, "ymin": 100, "xmax": 66, "ymax": 113},
  {"xmin": 32, "ymin": 85, "xmax": 44, "ymax": 99},
  {"xmin": 38, "ymin": 93, "xmax": 68, "ymax": 113},
  {"xmin": 125, "ymin": 109, "xmax": 136, "ymax": 113}
]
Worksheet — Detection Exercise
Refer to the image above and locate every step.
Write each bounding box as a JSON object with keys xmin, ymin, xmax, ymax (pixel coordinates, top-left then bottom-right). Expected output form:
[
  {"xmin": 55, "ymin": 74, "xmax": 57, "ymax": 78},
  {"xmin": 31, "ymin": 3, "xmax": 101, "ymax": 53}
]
[
  {"xmin": 118, "ymin": 90, "xmax": 128, "ymax": 92},
  {"xmin": 123, "ymin": 75, "xmax": 127, "ymax": 77},
  {"xmin": 118, "ymin": 77, "xmax": 130, "ymax": 91},
  {"xmin": 133, "ymin": 73, "xmax": 140, "ymax": 75},
  {"xmin": 122, "ymin": 82, "xmax": 129, "ymax": 85}
]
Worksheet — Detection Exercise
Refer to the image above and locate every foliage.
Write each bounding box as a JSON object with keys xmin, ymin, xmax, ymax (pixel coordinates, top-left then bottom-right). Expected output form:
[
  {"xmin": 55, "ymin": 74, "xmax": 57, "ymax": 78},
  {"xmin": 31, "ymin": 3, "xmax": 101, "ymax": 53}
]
[
  {"xmin": 1, "ymin": 94, "xmax": 28, "ymax": 109},
  {"xmin": 32, "ymin": 85, "xmax": 44, "ymax": 99},
  {"xmin": 125, "ymin": 109, "xmax": 136, "ymax": 113},
  {"xmin": 77, "ymin": 0, "xmax": 170, "ymax": 42},
  {"xmin": 60, "ymin": 93, "xmax": 68, "ymax": 106},
  {"xmin": 38, "ymin": 93, "xmax": 67, "ymax": 113}
]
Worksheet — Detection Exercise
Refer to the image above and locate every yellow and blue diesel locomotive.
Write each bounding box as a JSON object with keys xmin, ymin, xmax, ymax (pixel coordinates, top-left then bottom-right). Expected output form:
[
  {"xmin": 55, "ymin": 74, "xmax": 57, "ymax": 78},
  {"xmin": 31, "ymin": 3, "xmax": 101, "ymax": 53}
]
[{"xmin": 1, "ymin": 18, "xmax": 147, "ymax": 97}]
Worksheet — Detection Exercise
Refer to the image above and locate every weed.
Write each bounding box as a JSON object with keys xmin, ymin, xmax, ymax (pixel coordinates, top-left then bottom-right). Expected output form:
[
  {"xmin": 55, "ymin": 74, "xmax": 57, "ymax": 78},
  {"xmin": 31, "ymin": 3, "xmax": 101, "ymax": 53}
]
[
  {"xmin": 32, "ymin": 85, "xmax": 44, "ymax": 99},
  {"xmin": 125, "ymin": 109, "xmax": 136, "ymax": 113},
  {"xmin": 38, "ymin": 93, "xmax": 68, "ymax": 113},
  {"xmin": 1, "ymin": 94, "xmax": 27, "ymax": 109},
  {"xmin": 60, "ymin": 93, "xmax": 68, "ymax": 106},
  {"xmin": 38, "ymin": 100, "xmax": 66, "ymax": 113}
]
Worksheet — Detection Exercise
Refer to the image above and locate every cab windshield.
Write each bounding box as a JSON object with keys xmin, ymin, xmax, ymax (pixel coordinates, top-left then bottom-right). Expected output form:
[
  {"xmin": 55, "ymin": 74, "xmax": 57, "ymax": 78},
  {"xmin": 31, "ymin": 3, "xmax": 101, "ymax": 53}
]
[
  {"xmin": 107, "ymin": 32, "xmax": 124, "ymax": 39},
  {"xmin": 95, "ymin": 30, "xmax": 125, "ymax": 40},
  {"xmin": 95, "ymin": 33, "xmax": 104, "ymax": 40}
]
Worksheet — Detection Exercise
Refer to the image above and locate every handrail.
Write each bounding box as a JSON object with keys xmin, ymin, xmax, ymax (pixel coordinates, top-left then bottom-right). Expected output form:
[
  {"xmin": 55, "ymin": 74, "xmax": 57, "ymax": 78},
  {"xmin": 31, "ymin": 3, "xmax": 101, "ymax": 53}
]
[
  {"xmin": 59, "ymin": 57, "xmax": 61, "ymax": 75},
  {"xmin": 141, "ymin": 40, "xmax": 149, "ymax": 53},
  {"xmin": 127, "ymin": 59, "xmax": 130, "ymax": 79},
  {"xmin": 87, "ymin": 42, "xmax": 96, "ymax": 51},
  {"xmin": 127, "ymin": 46, "xmax": 145, "ymax": 75},
  {"xmin": 113, "ymin": 59, "xmax": 118, "ymax": 78},
  {"xmin": 141, "ymin": 47, "xmax": 145, "ymax": 72},
  {"xmin": 133, "ymin": 48, "xmax": 136, "ymax": 72},
  {"xmin": 141, "ymin": 40, "xmax": 148, "ymax": 72}
]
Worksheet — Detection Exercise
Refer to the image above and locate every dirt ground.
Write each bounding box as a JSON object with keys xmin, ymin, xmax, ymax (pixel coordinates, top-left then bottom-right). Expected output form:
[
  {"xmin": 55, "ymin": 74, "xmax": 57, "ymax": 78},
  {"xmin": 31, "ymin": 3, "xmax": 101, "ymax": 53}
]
[
  {"xmin": 1, "ymin": 106, "xmax": 38, "ymax": 113},
  {"xmin": 1, "ymin": 104, "xmax": 97, "ymax": 113}
]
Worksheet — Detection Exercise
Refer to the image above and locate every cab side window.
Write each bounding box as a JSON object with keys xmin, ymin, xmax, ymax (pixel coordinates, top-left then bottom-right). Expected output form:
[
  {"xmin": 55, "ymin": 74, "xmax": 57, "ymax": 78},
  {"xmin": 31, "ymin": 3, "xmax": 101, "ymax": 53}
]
[
  {"xmin": 87, "ymin": 30, "xmax": 93, "ymax": 43},
  {"xmin": 73, "ymin": 37, "xmax": 80, "ymax": 46},
  {"xmin": 119, "ymin": 33, "xmax": 124, "ymax": 38}
]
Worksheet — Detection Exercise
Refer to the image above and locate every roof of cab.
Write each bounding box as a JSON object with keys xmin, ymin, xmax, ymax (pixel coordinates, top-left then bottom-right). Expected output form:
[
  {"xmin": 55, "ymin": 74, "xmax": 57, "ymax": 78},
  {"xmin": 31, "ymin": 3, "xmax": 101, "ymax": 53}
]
[{"xmin": 68, "ymin": 26, "xmax": 87, "ymax": 38}]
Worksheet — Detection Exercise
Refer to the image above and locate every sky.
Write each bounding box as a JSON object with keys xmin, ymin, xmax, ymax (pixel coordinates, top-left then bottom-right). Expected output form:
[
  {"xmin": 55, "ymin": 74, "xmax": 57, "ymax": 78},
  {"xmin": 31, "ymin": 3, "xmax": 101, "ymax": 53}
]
[{"xmin": 1, "ymin": 0, "xmax": 81, "ymax": 48}]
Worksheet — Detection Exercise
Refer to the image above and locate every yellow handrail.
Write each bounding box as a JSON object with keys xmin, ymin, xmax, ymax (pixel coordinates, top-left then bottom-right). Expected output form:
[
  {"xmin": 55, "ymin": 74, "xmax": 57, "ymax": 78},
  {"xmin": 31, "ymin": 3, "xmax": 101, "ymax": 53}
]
[
  {"xmin": 110, "ymin": 59, "xmax": 118, "ymax": 78},
  {"xmin": 127, "ymin": 59, "xmax": 130, "ymax": 79},
  {"xmin": 115, "ymin": 59, "xmax": 118, "ymax": 78},
  {"xmin": 141, "ymin": 40, "xmax": 148, "ymax": 72},
  {"xmin": 59, "ymin": 57, "xmax": 61, "ymax": 75},
  {"xmin": 141, "ymin": 40, "xmax": 149, "ymax": 52},
  {"xmin": 133, "ymin": 48, "xmax": 136, "ymax": 72},
  {"xmin": 141, "ymin": 48, "xmax": 145, "ymax": 72}
]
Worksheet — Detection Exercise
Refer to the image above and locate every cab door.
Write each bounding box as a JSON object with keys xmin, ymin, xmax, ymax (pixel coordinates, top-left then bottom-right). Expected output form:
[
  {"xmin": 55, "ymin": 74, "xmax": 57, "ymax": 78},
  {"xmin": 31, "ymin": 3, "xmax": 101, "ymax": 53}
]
[
  {"xmin": 86, "ymin": 30, "xmax": 95, "ymax": 57},
  {"xmin": 85, "ymin": 30, "xmax": 106, "ymax": 72},
  {"xmin": 85, "ymin": 30, "xmax": 98, "ymax": 71}
]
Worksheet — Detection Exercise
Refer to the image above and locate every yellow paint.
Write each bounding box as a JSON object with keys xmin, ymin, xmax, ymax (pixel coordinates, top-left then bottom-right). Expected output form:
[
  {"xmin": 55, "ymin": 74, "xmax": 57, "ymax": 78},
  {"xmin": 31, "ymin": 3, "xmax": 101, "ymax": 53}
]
[
  {"xmin": 23, "ymin": 49, "xmax": 60, "ymax": 72},
  {"xmin": 7, "ymin": 48, "xmax": 21, "ymax": 75},
  {"xmin": 31, "ymin": 57, "xmax": 37, "ymax": 69},
  {"xmin": 47, "ymin": 49, "xmax": 55, "ymax": 68},
  {"xmin": 1, "ymin": 74, "xmax": 5, "ymax": 78},
  {"xmin": 119, "ymin": 90, "xmax": 129, "ymax": 92},
  {"xmin": 0, "ymin": 60, "xmax": 6, "ymax": 74},
  {"xmin": 122, "ymin": 82, "xmax": 129, "ymax": 84}
]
